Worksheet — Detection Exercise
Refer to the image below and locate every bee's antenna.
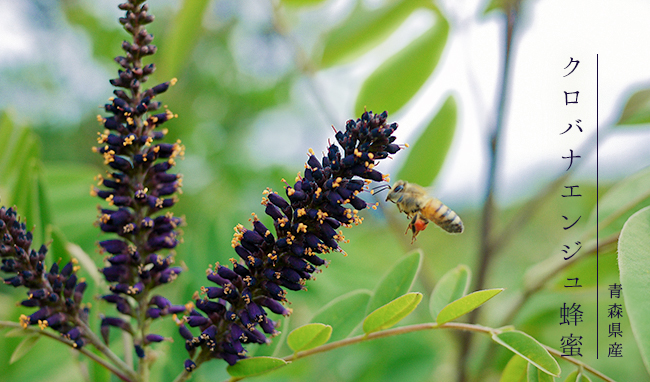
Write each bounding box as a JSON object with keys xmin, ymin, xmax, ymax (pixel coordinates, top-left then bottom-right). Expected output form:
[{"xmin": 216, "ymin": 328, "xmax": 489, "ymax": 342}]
[{"xmin": 370, "ymin": 183, "xmax": 391, "ymax": 195}]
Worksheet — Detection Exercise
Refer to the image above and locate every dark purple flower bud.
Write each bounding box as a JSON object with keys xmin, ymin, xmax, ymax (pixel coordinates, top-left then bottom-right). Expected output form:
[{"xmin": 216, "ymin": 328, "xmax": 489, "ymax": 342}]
[
  {"xmin": 135, "ymin": 344, "xmax": 145, "ymax": 358},
  {"xmin": 21, "ymin": 299, "xmax": 39, "ymax": 307},
  {"xmin": 117, "ymin": 300, "xmax": 132, "ymax": 315},
  {"xmin": 286, "ymin": 256, "xmax": 309, "ymax": 271},
  {"xmin": 263, "ymin": 282, "xmax": 286, "ymax": 301},
  {"xmin": 74, "ymin": 282, "xmax": 87, "ymax": 304},
  {"xmin": 217, "ymin": 265, "xmax": 238, "ymax": 280},
  {"xmin": 247, "ymin": 328, "xmax": 269, "ymax": 344},
  {"xmin": 146, "ymin": 334, "xmax": 165, "ymax": 343},
  {"xmin": 147, "ymin": 232, "xmax": 177, "ymax": 250},
  {"xmin": 242, "ymin": 230, "xmax": 264, "ymax": 246},
  {"xmin": 186, "ymin": 315, "xmax": 209, "ymax": 328},
  {"xmin": 304, "ymin": 233, "xmax": 323, "ymax": 250},
  {"xmin": 280, "ymin": 268, "xmax": 301, "ymax": 284},
  {"xmin": 150, "ymin": 295, "xmax": 171, "ymax": 309},
  {"xmin": 159, "ymin": 267, "xmax": 182, "ymax": 283},
  {"xmin": 184, "ymin": 359, "xmax": 196, "ymax": 372},
  {"xmin": 268, "ymin": 193, "xmax": 289, "ymax": 209},
  {"xmin": 130, "ymin": 282, "xmax": 144, "ymax": 295},
  {"xmin": 307, "ymin": 155, "xmax": 322, "ymax": 169},
  {"xmin": 179, "ymin": 324, "xmax": 193, "ymax": 341},
  {"xmin": 247, "ymin": 302, "xmax": 265, "ymax": 323},
  {"xmin": 232, "ymin": 262, "xmax": 251, "ymax": 277},
  {"xmin": 259, "ymin": 316, "xmax": 277, "ymax": 335},
  {"xmin": 110, "ymin": 283, "xmax": 130, "ymax": 294},
  {"xmin": 280, "ymin": 279, "xmax": 303, "ymax": 291},
  {"xmin": 304, "ymin": 254, "xmax": 326, "ymax": 266},
  {"xmin": 147, "ymin": 308, "xmax": 161, "ymax": 319},
  {"xmin": 350, "ymin": 196, "xmax": 367, "ymax": 210},
  {"xmin": 168, "ymin": 305, "xmax": 186, "ymax": 314},
  {"xmin": 61, "ymin": 262, "xmax": 74, "ymax": 277},
  {"xmin": 28, "ymin": 288, "xmax": 48, "ymax": 299},
  {"xmin": 207, "ymin": 271, "xmax": 227, "ymax": 286},
  {"xmin": 46, "ymin": 312, "xmax": 66, "ymax": 327},
  {"xmin": 222, "ymin": 352, "xmax": 240, "ymax": 366},
  {"xmin": 200, "ymin": 325, "xmax": 217, "ymax": 341},
  {"xmin": 66, "ymin": 327, "xmax": 81, "ymax": 341},
  {"xmin": 234, "ymin": 245, "xmax": 253, "ymax": 262},
  {"xmin": 196, "ymin": 299, "xmax": 225, "ymax": 315},
  {"xmin": 107, "ymin": 254, "xmax": 129, "ymax": 265},
  {"xmin": 65, "ymin": 273, "xmax": 78, "ymax": 291},
  {"xmin": 265, "ymin": 203, "xmax": 283, "ymax": 220},
  {"xmin": 102, "ymin": 316, "xmax": 132, "ymax": 333},
  {"xmin": 260, "ymin": 297, "xmax": 291, "ymax": 316},
  {"xmin": 204, "ymin": 287, "xmax": 224, "ymax": 299},
  {"xmin": 109, "ymin": 155, "xmax": 133, "ymax": 172},
  {"xmin": 102, "ymin": 266, "xmax": 124, "ymax": 282},
  {"xmin": 223, "ymin": 338, "xmax": 246, "ymax": 354},
  {"xmin": 140, "ymin": 217, "xmax": 154, "ymax": 229}
]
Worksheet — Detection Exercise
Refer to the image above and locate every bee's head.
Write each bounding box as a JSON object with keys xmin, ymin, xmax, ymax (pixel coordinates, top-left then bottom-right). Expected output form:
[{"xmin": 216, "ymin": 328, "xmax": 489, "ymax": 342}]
[{"xmin": 385, "ymin": 180, "xmax": 407, "ymax": 202}]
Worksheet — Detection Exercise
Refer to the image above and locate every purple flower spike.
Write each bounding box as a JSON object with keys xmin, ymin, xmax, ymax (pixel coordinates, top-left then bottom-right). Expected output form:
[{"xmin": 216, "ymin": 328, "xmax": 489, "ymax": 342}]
[
  {"xmin": 92, "ymin": 2, "xmax": 185, "ymax": 359},
  {"xmin": 0, "ymin": 207, "xmax": 90, "ymax": 346},
  {"xmin": 180, "ymin": 111, "xmax": 402, "ymax": 367}
]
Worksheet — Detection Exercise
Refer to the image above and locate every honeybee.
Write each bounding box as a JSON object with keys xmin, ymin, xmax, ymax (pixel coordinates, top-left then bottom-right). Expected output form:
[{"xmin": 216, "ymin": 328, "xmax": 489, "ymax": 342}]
[{"xmin": 385, "ymin": 180, "xmax": 463, "ymax": 243}]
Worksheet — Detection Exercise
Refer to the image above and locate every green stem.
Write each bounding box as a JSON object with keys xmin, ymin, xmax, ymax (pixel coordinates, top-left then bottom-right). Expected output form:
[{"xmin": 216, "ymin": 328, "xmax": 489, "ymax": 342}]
[
  {"xmin": 76, "ymin": 319, "xmax": 139, "ymax": 381},
  {"xmin": 216, "ymin": 321, "xmax": 615, "ymax": 382},
  {"xmin": 459, "ymin": 3, "xmax": 520, "ymax": 382},
  {"xmin": 171, "ymin": 348, "xmax": 211, "ymax": 382},
  {"xmin": 0, "ymin": 321, "xmax": 134, "ymax": 382},
  {"xmin": 500, "ymin": 231, "xmax": 619, "ymax": 326}
]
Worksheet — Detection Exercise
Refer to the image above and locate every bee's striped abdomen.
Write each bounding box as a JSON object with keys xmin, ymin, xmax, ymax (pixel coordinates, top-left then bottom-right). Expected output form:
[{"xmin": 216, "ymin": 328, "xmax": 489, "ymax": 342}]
[{"xmin": 424, "ymin": 198, "xmax": 464, "ymax": 234}]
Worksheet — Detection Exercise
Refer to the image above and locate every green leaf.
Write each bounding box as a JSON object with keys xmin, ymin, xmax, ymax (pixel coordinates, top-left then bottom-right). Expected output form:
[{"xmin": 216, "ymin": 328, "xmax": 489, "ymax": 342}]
[
  {"xmin": 363, "ymin": 292, "xmax": 422, "ymax": 334},
  {"xmin": 617, "ymin": 205, "xmax": 650, "ymax": 376},
  {"xmin": 616, "ymin": 88, "xmax": 650, "ymax": 126},
  {"xmin": 586, "ymin": 165, "xmax": 650, "ymax": 239},
  {"xmin": 527, "ymin": 362, "xmax": 555, "ymax": 382},
  {"xmin": 10, "ymin": 335, "xmax": 40, "ymax": 364},
  {"xmin": 281, "ymin": 0, "xmax": 327, "ymax": 7},
  {"xmin": 551, "ymin": 251, "xmax": 618, "ymax": 290},
  {"xmin": 429, "ymin": 264, "xmax": 470, "ymax": 320},
  {"xmin": 287, "ymin": 323, "xmax": 332, "ymax": 353},
  {"xmin": 310, "ymin": 289, "xmax": 372, "ymax": 342},
  {"xmin": 564, "ymin": 370, "xmax": 592, "ymax": 382},
  {"xmin": 226, "ymin": 356, "xmax": 288, "ymax": 378},
  {"xmin": 66, "ymin": 240, "xmax": 105, "ymax": 289},
  {"xmin": 491, "ymin": 330, "xmax": 561, "ymax": 377},
  {"xmin": 366, "ymin": 249, "xmax": 422, "ymax": 314},
  {"xmin": 61, "ymin": 2, "xmax": 123, "ymax": 64},
  {"xmin": 317, "ymin": 0, "xmax": 427, "ymax": 68},
  {"xmin": 483, "ymin": 0, "xmax": 519, "ymax": 15},
  {"xmin": 396, "ymin": 95, "xmax": 457, "ymax": 186},
  {"xmin": 499, "ymin": 354, "xmax": 527, "ymax": 382},
  {"xmin": 158, "ymin": 0, "xmax": 211, "ymax": 79},
  {"xmin": 436, "ymin": 288, "xmax": 503, "ymax": 325},
  {"xmin": 354, "ymin": 7, "xmax": 449, "ymax": 115}
]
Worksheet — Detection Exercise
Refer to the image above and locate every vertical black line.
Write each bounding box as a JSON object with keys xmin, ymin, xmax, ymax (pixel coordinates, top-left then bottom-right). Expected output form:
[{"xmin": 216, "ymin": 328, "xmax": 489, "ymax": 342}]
[{"xmin": 596, "ymin": 53, "xmax": 599, "ymax": 359}]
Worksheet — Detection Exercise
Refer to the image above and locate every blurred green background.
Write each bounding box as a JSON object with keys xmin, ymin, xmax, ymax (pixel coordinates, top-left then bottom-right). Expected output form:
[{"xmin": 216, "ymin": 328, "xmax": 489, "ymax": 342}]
[{"xmin": 2, "ymin": 0, "xmax": 650, "ymax": 381}]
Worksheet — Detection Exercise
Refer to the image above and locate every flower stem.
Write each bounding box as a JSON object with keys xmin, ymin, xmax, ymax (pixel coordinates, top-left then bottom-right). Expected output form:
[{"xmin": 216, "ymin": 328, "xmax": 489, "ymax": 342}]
[
  {"xmin": 171, "ymin": 348, "xmax": 211, "ymax": 382},
  {"xmin": 217, "ymin": 321, "xmax": 614, "ymax": 382},
  {"xmin": 0, "ymin": 321, "xmax": 135, "ymax": 382},
  {"xmin": 76, "ymin": 319, "xmax": 138, "ymax": 381}
]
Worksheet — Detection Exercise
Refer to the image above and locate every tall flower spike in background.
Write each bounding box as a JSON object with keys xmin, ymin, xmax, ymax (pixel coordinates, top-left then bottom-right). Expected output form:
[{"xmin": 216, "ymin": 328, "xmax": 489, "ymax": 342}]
[
  {"xmin": 0, "ymin": 207, "xmax": 90, "ymax": 348},
  {"xmin": 178, "ymin": 111, "xmax": 403, "ymax": 369},
  {"xmin": 92, "ymin": 0, "xmax": 186, "ymax": 360}
]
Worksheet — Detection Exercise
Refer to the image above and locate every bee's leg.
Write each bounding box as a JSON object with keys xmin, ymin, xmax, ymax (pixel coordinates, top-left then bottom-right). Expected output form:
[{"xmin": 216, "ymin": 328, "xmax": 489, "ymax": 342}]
[{"xmin": 409, "ymin": 213, "xmax": 429, "ymax": 243}]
